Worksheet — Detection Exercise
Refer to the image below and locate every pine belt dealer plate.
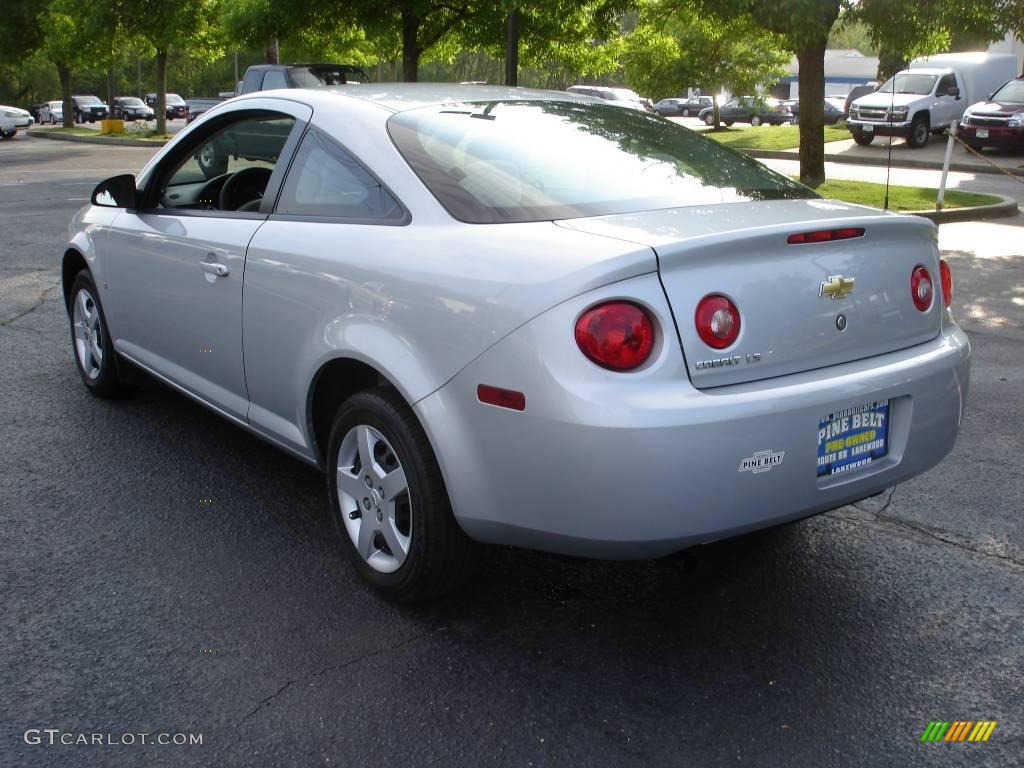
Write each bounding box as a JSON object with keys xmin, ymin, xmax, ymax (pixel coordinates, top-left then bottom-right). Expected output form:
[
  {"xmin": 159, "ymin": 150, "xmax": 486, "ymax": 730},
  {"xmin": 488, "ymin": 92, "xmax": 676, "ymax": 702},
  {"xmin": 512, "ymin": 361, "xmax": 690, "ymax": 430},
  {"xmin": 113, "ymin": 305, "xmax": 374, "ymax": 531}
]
[{"xmin": 817, "ymin": 400, "xmax": 890, "ymax": 477}]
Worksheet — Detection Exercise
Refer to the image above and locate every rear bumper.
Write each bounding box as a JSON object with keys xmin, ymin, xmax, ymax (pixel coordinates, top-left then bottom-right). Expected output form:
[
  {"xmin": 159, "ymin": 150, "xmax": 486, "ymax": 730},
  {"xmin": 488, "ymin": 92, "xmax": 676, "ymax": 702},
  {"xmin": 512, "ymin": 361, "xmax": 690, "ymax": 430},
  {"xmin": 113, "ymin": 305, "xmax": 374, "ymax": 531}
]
[{"xmin": 416, "ymin": 276, "xmax": 971, "ymax": 559}]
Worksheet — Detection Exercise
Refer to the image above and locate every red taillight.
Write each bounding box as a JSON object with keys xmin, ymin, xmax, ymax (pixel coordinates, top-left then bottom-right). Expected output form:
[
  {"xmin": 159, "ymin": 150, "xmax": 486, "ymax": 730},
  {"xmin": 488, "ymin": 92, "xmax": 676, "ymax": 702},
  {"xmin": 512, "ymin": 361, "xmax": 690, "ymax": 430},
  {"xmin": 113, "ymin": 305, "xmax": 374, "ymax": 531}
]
[
  {"xmin": 695, "ymin": 294, "xmax": 741, "ymax": 349},
  {"xmin": 939, "ymin": 259, "xmax": 952, "ymax": 307},
  {"xmin": 910, "ymin": 265, "xmax": 934, "ymax": 312},
  {"xmin": 574, "ymin": 301, "xmax": 655, "ymax": 371},
  {"xmin": 477, "ymin": 384, "xmax": 526, "ymax": 411},
  {"xmin": 787, "ymin": 227, "xmax": 865, "ymax": 245}
]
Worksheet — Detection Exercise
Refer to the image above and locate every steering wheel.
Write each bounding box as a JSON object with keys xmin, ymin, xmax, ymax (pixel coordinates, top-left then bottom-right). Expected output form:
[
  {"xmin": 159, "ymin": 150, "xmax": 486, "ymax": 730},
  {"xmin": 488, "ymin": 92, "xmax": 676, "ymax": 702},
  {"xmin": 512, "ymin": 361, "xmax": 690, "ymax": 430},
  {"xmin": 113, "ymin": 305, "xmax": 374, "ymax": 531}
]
[{"xmin": 219, "ymin": 167, "xmax": 273, "ymax": 212}]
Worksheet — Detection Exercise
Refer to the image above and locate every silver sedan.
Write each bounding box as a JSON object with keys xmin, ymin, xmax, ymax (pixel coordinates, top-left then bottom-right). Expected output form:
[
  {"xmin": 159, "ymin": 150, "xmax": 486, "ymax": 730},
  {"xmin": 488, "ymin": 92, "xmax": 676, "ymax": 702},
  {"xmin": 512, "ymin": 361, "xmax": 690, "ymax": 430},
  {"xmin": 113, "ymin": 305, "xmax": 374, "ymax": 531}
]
[{"xmin": 63, "ymin": 85, "xmax": 971, "ymax": 600}]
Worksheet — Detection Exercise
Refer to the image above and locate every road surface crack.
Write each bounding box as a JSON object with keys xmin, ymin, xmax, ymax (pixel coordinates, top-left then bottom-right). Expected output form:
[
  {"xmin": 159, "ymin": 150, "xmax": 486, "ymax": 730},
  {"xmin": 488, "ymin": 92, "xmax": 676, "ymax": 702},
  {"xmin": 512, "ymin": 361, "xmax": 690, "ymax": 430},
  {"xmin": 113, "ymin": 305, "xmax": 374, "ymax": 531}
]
[
  {"xmin": 241, "ymin": 630, "xmax": 434, "ymax": 721},
  {"xmin": 839, "ymin": 489, "xmax": 1023, "ymax": 570},
  {"xmin": 0, "ymin": 280, "xmax": 61, "ymax": 327}
]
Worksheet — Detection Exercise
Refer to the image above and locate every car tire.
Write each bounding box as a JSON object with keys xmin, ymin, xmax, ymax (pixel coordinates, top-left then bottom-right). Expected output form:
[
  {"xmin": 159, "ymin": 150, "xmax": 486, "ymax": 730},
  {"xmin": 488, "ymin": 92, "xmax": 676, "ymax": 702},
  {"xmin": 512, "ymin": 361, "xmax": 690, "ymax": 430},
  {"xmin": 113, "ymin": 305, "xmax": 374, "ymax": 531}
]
[
  {"xmin": 907, "ymin": 115, "xmax": 930, "ymax": 149},
  {"xmin": 750, "ymin": 115, "xmax": 762, "ymax": 127},
  {"xmin": 852, "ymin": 129, "xmax": 874, "ymax": 146},
  {"xmin": 326, "ymin": 388, "xmax": 478, "ymax": 602},
  {"xmin": 703, "ymin": 113, "xmax": 714, "ymax": 125},
  {"xmin": 682, "ymin": 109, "xmax": 690, "ymax": 117},
  {"xmin": 0, "ymin": 131, "xmax": 14, "ymax": 140},
  {"xmin": 68, "ymin": 271, "xmax": 127, "ymax": 398},
  {"xmin": 196, "ymin": 142, "xmax": 228, "ymax": 178},
  {"xmin": 792, "ymin": 115, "xmax": 800, "ymax": 125}
]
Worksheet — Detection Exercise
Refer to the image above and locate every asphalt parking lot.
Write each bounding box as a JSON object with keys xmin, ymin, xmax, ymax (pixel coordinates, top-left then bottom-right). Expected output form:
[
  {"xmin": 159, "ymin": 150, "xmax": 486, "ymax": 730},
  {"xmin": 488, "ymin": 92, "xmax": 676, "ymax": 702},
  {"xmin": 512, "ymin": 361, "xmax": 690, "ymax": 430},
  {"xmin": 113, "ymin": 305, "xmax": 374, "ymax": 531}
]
[{"xmin": 2, "ymin": 136, "xmax": 1022, "ymax": 767}]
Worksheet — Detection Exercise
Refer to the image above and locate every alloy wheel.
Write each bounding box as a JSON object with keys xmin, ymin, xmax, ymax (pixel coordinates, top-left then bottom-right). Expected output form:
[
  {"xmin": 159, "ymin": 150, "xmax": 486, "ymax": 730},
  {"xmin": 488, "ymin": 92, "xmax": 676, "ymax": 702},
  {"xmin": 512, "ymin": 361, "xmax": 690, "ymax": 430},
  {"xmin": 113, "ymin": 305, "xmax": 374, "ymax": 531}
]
[
  {"xmin": 72, "ymin": 288, "xmax": 103, "ymax": 380},
  {"xmin": 336, "ymin": 424, "xmax": 412, "ymax": 574}
]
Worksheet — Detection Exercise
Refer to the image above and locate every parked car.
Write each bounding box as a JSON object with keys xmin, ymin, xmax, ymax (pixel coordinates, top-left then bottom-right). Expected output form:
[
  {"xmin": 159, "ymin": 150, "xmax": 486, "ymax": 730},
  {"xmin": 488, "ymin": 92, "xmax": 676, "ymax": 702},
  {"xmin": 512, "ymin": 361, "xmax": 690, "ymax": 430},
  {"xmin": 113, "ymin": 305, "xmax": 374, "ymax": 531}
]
[
  {"xmin": 847, "ymin": 53, "xmax": 1017, "ymax": 148},
  {"xmin": 66, "ymin": 85, "xmax": 970, "ymax": 601},
  {"xmin": 112, "ymin": 97, "xmax": 155, "ymax": 121},
  {"xmin": 566, "ymin": 85, "xmax": 651, "ymax": 111},
  {"xmin": 38, "ymin": 100, "xmax": 64, "ymax": 125},
  {"xmin": 237, "ymin": 63, "xmax": 368, "ymax": 95},
  {"xmin": 654, "ymin": 95, "xmax": 713, "ymax": 117},
  {"xmin": 145, "ymin": 93, "xmax": 189, "ymax": 120},
  {"xmin": 959, "ymin": 76, "xmax": 1024, "ymax": 151},
  {"xmin": 699, "ymin": 96, "xmax": 793, "ymax": 126},
  {"xmin": 0, "ymin": 105, "xmax": 33, "ymax": 138},
  {"xmin": 72, "ymin": 95, "xmax": 109, "ymax": 123},
  {"xmin": 844, "ymin": 83, "xmax": 878, "ymax": 117},
  {"xmin": 786, "ymin": 98, "xmax": 845, "ymax": 125}
]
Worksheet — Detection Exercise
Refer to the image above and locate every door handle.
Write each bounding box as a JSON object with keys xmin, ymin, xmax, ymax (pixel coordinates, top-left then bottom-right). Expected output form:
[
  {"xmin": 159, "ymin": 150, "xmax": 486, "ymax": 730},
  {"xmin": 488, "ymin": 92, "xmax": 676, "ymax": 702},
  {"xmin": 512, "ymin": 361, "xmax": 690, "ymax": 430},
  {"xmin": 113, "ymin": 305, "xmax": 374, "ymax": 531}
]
[{"xmin": 200, "ymin": 261, "xmax": 229, "ymax": 277}]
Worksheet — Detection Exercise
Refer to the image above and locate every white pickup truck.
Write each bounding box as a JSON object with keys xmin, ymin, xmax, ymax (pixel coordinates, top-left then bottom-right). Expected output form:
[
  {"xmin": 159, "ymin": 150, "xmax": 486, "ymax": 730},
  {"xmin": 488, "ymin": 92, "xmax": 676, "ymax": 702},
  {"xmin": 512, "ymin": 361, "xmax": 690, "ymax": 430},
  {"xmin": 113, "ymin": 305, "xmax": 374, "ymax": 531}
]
[{"xmin": 847, "ymin": 52, "xmax": 1018, "ymax": 148}]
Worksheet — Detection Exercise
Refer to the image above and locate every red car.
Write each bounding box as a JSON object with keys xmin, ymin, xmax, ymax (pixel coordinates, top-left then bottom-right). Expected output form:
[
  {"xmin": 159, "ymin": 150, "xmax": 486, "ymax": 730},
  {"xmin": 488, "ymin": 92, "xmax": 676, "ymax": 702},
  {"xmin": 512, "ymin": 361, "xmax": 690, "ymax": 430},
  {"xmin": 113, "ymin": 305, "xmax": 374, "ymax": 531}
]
[{"xmin": 959, "ymin": 77, "xmax": 1024, "ymax": 150}]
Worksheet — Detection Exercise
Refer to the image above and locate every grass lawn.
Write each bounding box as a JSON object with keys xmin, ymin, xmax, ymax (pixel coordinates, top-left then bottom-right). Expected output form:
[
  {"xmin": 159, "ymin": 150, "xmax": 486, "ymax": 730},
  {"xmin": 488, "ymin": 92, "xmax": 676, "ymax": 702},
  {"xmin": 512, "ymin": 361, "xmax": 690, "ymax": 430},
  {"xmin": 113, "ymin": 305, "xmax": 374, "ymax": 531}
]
[
  {"xmin": 814, "ymin": 179, "xmax": 1001, "ymax": 211},
  {"xmin": 705, "ymin": 124, "xmax": 850, "ymax": 150},
  {"xmin": 34, "ymin": 126, "xmax": 171, "ymax": 142}
]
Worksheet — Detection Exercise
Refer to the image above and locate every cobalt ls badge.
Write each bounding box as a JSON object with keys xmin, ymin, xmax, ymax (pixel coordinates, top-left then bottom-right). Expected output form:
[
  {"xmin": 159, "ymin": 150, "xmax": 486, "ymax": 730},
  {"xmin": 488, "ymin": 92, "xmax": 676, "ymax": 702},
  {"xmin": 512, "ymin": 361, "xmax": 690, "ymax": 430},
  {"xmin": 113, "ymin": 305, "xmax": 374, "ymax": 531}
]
[{"xmin": 738, "ymin": 450, "xmax": 785, "ymax": 474}]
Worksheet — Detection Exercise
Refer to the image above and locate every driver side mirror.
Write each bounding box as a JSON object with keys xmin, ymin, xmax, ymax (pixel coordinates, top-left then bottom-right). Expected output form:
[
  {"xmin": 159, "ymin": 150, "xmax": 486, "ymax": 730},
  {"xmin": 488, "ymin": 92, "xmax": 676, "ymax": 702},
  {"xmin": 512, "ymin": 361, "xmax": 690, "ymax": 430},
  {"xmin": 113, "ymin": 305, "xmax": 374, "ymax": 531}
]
[
  {"xmin": 92, "ymin": 174, "xmax": 138, "ymax": 209},
  {"xmin": 948, "ymin": 87, "xmax": 960, "ymax": 99}
]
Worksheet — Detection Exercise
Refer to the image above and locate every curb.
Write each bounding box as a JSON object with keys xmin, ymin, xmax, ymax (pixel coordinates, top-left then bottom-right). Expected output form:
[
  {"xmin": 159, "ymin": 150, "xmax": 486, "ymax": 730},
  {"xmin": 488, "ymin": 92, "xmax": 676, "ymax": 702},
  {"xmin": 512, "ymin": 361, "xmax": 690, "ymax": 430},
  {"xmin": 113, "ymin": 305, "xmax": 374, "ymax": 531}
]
[
  {"xmin": 29, "ymin": 130, "xmax": 168, "ymax": 148},
  {"xmin": 909, "ymin": 194, "xmax": 1020, "ymax": 224},
  {"xmin": 743, "ymin": 147, "xmax": 1024, "ymax": 178}
]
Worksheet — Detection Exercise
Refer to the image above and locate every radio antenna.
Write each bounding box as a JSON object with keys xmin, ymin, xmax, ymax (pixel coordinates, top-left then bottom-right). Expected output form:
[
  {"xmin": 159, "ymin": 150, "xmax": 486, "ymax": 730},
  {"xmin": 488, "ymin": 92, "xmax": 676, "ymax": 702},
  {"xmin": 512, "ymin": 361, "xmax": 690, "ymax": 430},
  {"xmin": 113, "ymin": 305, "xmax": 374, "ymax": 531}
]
[{"xmin": 884, "ymin": 69, "xmax": 896, "ymax": 211}]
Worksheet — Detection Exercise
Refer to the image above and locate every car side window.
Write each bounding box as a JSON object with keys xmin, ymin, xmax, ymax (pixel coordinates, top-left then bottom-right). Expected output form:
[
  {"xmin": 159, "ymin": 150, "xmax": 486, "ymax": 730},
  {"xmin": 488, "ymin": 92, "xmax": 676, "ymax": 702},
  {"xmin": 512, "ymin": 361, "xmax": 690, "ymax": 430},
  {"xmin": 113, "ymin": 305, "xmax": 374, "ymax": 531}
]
[
  {"xmin": 240, "ymin": 69, "xmax": 263, "ymax": 94},
  {"xmin": 276, "ymin": 129, "xmax": 403, "ymax": 221},
  {"xmin": 262, "ymin": 70, "xmax": 288, "ymax": 90},
  {"xmin": 155, "ymin": 114, "xmax": 296, "ymax": 212},
  {"xmin": 937, "ymin": 74, "xmax": 956, "ymax": 96}
]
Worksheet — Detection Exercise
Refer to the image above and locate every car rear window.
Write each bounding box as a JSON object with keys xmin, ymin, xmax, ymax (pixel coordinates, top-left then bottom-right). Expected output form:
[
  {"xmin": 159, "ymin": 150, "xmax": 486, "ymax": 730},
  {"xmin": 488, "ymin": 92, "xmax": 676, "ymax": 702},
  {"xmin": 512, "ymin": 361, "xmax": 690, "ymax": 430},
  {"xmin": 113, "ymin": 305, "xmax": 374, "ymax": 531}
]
[{"xmin": 388, "ymin": 100, "xmax": 814, "ymax": 224}]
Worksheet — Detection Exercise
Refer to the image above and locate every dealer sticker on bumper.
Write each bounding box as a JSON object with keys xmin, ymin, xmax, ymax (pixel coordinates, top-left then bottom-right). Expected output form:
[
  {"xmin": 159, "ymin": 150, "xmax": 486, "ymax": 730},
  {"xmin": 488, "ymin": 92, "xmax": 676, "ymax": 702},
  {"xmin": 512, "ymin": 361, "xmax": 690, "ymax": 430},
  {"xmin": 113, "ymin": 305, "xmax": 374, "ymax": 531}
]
[{"xmin": 817, "ymin": 400, "xmax": 890, "ymax": 477}]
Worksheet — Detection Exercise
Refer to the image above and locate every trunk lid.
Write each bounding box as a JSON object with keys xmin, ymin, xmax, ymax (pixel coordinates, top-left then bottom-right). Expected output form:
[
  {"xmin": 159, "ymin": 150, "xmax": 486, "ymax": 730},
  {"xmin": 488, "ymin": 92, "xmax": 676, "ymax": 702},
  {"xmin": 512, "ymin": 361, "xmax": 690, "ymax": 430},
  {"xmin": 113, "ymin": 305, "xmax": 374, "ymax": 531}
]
[{"xmin": 557, "ymin": 199, "xmax": 943, "ymax": 389}]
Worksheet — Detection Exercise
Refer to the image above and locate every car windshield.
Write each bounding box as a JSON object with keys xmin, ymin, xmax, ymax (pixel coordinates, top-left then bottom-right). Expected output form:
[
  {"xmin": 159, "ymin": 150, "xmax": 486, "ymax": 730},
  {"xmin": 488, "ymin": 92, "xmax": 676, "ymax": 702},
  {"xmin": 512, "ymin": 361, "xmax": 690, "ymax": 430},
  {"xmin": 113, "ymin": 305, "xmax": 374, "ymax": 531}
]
[
  {"xmin": 879, "ymin": 74, "xmax": 938, "ymax": 95},
  {"xmin": 388, "ymin": 100, "xmax": 814, "ymax": 224},
  {"xmin": 76, "ymin": 96, "xmax": 102, "ymax": 105},
  {"xmin": 991, "ymin": 78, "xmax": 1024, "ymax": 103},
  {"xmin": 166, "ymin": 94, "xmax": 186, "ymax": 104},
  {"xmin": 120, "ymin": 98, "xmax": 145, "ymax": 106}
]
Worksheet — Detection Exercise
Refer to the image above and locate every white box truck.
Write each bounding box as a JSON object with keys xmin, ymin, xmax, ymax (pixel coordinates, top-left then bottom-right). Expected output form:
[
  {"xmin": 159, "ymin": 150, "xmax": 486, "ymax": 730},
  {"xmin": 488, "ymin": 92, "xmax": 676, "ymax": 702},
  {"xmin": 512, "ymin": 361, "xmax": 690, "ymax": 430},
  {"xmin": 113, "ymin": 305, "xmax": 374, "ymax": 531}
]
[{"xmin": 847, "ymin": 52, "xmax": 1018, "ymax": 148}]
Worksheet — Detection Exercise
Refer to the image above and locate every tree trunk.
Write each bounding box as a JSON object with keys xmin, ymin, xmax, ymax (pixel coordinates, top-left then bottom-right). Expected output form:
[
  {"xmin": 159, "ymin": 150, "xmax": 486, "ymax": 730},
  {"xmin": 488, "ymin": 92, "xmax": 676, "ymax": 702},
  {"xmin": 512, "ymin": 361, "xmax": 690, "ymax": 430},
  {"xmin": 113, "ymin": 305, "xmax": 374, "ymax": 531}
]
[
  {"xmin": 155, "ymin": 49, "xmax": 168, "ymax": 136},
  {"xmin": 796, "ymin": 38, "xmax": 828, "ymax": 188},
  {"xmin": 401, "ymin": 10, "xmax": 421, "ymax": 82},
  {"xmin": 106, "ymin": 66, "xmax": 116, "ymax": 118},
  {"xmin": 505, "ymin": 6, "xmax": 520, "ymax": 87},
  {"xmin": 264, "ymin": 37, "xmax": 279, "ymax": 64},
  {"xmin": 712, "ymin": 93, "xmax": 721, "ymax": 131},
  {"xmin": 58, "ymin": 63, "xmax": 73, "ymax": 128}
]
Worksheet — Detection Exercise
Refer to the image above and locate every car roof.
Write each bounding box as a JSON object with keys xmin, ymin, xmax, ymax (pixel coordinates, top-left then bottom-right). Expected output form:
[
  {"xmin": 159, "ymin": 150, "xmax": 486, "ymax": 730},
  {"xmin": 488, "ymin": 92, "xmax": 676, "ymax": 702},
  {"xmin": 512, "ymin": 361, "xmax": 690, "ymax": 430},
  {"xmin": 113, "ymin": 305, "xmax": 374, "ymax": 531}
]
[{"xmin": 234, "ymin": 84, "xmax": 596, "ymax": 113}]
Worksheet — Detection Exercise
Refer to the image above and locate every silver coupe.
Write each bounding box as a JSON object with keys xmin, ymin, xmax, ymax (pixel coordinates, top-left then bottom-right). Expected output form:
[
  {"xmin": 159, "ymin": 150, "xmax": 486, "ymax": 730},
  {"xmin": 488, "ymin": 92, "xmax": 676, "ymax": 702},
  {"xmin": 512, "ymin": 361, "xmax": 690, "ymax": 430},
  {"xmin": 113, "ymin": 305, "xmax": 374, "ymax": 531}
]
[{"xmin": 63, "ymin": 85, "xmax": 971, "ymax": 600}]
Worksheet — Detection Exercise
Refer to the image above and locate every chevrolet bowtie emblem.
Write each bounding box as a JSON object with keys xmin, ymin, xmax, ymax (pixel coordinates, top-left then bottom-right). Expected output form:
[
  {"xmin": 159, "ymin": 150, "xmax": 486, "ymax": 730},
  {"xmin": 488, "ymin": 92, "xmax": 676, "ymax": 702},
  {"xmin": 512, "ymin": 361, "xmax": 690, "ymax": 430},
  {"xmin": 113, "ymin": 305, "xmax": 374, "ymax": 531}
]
[{"xmin": 820, "ymin": 275, "xmax": 855, "ymax": 300}]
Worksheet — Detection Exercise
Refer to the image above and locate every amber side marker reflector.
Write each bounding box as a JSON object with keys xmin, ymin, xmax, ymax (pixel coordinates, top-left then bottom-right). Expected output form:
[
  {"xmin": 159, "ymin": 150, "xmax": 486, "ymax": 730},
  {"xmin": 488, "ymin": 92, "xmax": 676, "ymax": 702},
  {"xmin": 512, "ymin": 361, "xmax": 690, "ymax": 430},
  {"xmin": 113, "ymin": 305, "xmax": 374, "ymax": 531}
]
[
  {"xmin": 477, "ymin": 384, "xmax": 526, "ymax": 411},
  {"xmin": 787, "ymin": 227, "xmax": 865, "ymax": 245}
]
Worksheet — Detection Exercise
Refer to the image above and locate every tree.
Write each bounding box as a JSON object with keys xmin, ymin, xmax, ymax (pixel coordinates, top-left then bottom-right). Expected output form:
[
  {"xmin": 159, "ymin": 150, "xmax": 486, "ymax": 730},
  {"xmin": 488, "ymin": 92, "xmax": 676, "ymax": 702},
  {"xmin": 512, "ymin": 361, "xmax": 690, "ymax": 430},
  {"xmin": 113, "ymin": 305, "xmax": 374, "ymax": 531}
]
[
  {"xmin": 39, "ymin": 0, "xmax": 113, "ymax": 128},
  {"xmin": 623, "ymin": 5, "xmax": 790, "ymax": 129},
  {"xmin": 853, "ymin": 0, "xmax": 1016, "ymax": 79},
  {"xmin": 492, "ymin": 1, "xmax": 632, "ymax": 86},
  {"xmin": 120, "ymin": 0, "xmax": 222, "ymax": 134}
]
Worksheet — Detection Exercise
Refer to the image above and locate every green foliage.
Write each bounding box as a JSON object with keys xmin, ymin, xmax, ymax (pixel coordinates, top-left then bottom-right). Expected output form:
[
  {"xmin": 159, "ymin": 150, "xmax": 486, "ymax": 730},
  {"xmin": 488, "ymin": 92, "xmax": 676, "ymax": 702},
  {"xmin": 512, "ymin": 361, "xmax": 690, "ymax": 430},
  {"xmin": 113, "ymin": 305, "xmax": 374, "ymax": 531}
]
[
  {"xmin": 623, "ymin": 3, "xmax": 790, "ymax": 101},
  {"xmin": 852, "ymin": 0, "xmax": 1016, "ymax": 76}
]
